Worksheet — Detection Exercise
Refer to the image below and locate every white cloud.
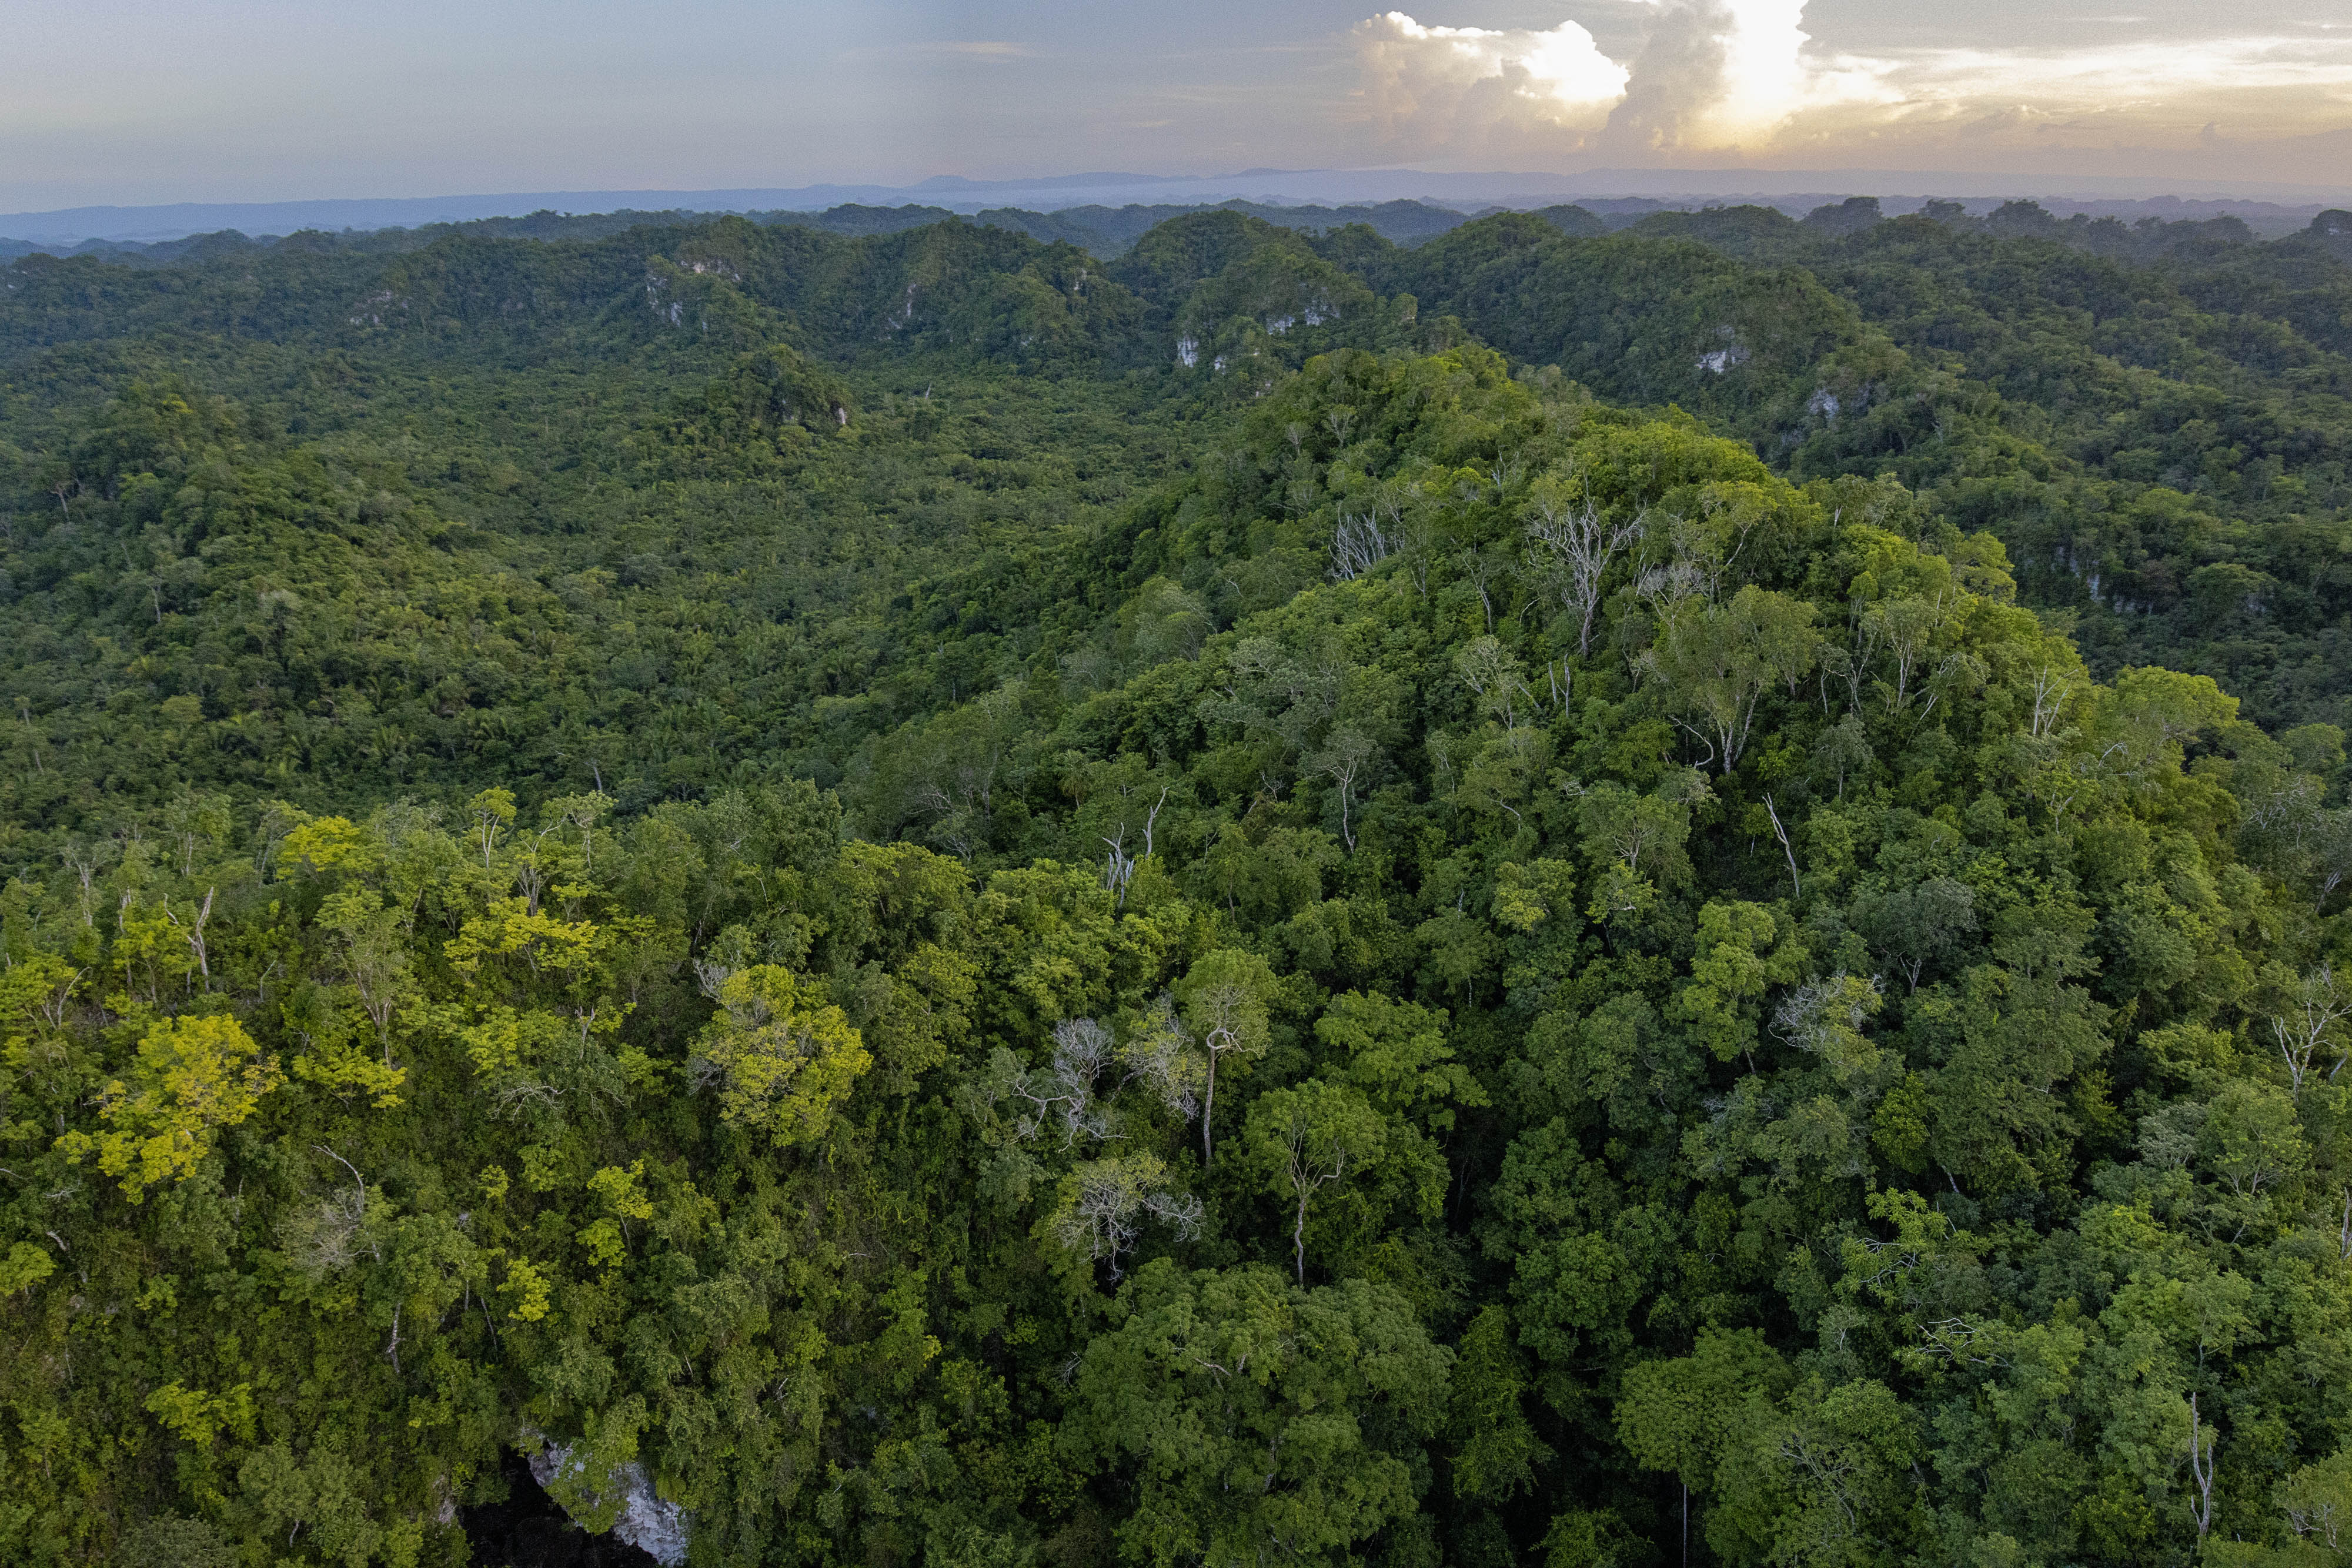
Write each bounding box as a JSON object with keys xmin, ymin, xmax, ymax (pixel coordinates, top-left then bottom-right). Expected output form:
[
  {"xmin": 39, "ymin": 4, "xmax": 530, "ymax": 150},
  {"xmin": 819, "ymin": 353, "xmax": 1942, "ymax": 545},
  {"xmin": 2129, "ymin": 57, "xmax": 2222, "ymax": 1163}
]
[
  {"xmin": 1890, "ymin": 34, "xmax": 2352, "ymax": 102},
  {"xmin": 1353, "ymin": 3, "xmax": 2352, "ymax": 168},
  {"xmin": 1787, "ymin": 32, "xmax": 2352, "ymax": 160},
  {"xmin": 1603, "ymin": 0, "xmax": 1896, "ymax": 151},
  {"xmin": 1358, "ymin": 1, "xmax": 1892, "ymax": 158},
  {"xmin": 1355, "ymin": 11, "xmax": 1629, "ymax": 155}
]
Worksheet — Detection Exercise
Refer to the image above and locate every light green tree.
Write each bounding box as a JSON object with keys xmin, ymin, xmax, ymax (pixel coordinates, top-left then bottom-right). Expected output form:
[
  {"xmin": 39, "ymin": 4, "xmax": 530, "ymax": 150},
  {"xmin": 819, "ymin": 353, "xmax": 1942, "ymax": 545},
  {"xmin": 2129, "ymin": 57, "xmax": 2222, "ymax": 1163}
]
[
  {"xmin": 1244, "ymin": 1077, "xmax": 1387, "ymax": 1284},
  {"xmin": 55, "ymin": 1013, "xmax": 283, "ymax": 1198},
  {"xmin": 691, "ymin": 965, "xmax": 871, "ymax": 1146},
  {"xmin": 1175, "ymin": 948, "xmax": 1278, "ymax": 1166}
]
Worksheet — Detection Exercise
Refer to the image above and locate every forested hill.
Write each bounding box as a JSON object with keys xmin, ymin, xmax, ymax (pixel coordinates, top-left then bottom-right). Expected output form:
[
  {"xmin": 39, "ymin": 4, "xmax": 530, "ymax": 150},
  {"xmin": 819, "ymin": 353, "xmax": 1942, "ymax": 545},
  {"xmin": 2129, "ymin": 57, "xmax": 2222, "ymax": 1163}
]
[{"xmin": 4, "ymin": 203, "xmax": 2352, "ymax": 1568}]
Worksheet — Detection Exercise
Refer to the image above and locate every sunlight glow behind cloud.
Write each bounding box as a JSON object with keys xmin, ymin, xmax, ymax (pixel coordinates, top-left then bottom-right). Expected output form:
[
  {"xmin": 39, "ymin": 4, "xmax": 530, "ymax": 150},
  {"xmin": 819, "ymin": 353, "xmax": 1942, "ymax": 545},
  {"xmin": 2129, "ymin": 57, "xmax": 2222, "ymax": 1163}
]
[
  {"xmin": 1355, "ymin": 1, "xmax": 1899, "ymax": 159},
  {"xmin": 1354, "ymin": 1, "xmax": 2352, "ymax": 172}
]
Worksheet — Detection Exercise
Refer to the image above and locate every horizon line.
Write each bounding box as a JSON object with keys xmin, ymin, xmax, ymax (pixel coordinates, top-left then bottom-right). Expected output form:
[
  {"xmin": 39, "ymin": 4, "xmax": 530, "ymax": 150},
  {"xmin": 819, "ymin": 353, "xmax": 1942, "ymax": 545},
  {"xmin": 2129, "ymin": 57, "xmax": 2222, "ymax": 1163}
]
[{"xmin": 8, "ymin": 165, "xmax": 2348, "ymax": 246}]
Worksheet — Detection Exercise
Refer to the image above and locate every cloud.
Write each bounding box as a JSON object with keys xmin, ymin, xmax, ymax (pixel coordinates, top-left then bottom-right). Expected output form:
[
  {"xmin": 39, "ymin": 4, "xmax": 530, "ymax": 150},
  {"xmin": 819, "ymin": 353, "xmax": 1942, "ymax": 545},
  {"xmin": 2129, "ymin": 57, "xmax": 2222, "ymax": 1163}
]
[
  {"xmin": 1600, "ymin": 0, "xmax": 1889, "ymax": 152},
  {"xmin": 1357, "ymin": 2, "xmax": 1889, "ymax": 159},
  {"xmin": 1889, "ymin": 35, "xmax": 2352, "ymax": 105},
  {"xmin": 1784, "ymin": 32, "xmax": 2352, "ymax": 166},
  {"xmin": 1354, "ymin": 11, "xmax": 1628, "ymax": 156},
  {"xmin": 931, "ymin": 41, "xmax": 1034, "ymax": 60},
  {"xmin": 1352, "ymin": 3, "xmax": 2352, "ymax": 172}
]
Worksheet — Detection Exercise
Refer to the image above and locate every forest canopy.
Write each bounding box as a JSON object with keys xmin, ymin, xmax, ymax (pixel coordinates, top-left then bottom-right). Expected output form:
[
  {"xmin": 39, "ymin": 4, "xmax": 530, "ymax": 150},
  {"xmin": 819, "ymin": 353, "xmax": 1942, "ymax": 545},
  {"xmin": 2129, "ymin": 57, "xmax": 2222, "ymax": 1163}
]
[{"xmin": 3, "ymin": 198, "xmax": 2352, "ymax": 1568}]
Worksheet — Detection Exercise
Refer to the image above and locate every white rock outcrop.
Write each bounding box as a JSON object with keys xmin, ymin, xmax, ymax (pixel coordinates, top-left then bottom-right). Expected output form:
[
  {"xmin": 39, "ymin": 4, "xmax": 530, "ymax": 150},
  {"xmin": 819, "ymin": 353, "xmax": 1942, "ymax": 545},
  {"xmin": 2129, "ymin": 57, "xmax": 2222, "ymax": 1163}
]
[{"xmin": 524, "ymin": 1435, "xmax": 690, "ymax": 1566}]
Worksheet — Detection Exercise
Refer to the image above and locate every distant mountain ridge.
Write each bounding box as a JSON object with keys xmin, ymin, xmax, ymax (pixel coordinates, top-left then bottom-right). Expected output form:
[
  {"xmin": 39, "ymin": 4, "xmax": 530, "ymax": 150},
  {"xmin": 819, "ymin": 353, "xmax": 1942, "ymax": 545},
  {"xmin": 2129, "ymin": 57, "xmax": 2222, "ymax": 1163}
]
[
  {"xmin": 8, "ymin": 164, "xmax": 2349, "ymax": 245},
  {"xmin": 0, "ymin": 199, "xmax": 1487, "ymax": 266},
  {"xmin": 10, "ymin": 193, "xmax": 2348, "ymax": 277}
]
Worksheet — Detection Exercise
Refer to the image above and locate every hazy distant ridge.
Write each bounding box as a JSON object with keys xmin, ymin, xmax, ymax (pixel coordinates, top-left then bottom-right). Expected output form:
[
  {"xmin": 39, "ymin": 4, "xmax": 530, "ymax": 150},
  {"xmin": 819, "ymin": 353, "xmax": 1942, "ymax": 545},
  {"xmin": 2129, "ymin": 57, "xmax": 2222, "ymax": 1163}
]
[{"xmin": 9, "ymin": 165, "xmax": 2349, "ymax": 245}]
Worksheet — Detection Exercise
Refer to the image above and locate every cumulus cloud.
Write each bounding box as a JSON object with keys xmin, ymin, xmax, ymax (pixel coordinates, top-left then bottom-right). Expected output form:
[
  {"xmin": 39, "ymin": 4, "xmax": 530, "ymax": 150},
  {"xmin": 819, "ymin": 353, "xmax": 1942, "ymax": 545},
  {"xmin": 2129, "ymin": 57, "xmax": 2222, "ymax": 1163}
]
[
  {"xmin": 1356, "ymin": 1, "xmax": 1885, "ymax": 158},
  {"xmin": 1355, "ymin": 11, "xmax": 1629, "ymax": 158},
  {"xmin": 1352, "ymin": 2, "xmax": 2352, "ymax": 169}
]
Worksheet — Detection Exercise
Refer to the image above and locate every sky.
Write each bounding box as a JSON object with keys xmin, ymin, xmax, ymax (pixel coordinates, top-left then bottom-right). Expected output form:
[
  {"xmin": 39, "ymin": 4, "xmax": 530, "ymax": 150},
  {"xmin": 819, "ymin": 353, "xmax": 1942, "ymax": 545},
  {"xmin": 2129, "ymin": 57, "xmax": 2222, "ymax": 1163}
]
[{"xmin": 5, "ymin": 0, "xmax": 2350, "ymax": 211}]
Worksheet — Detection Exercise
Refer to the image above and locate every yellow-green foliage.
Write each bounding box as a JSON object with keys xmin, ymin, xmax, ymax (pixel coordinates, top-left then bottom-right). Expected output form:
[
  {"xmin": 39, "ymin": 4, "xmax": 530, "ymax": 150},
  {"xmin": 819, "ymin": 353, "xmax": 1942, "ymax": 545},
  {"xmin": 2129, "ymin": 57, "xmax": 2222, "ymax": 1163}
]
[
  {"xmin": 694, "ymin": 965, "xmax": 870, "ymax": 1145},
  {"xmin": 501, "ymin": 1257, "xmax": 552, "ymax": 1322},
  {"xmin": 55, "ymin": 1014, "xmax": 283, "ymax": 1197}
]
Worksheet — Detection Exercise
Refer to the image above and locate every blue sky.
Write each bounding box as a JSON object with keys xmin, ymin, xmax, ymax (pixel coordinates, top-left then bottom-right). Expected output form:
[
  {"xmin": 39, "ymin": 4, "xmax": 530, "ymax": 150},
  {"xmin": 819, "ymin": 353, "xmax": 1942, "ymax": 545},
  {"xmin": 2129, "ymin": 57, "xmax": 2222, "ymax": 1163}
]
[{"xmin": 6, "ymin": 0, "xmax": 2348, "ymax": 208}]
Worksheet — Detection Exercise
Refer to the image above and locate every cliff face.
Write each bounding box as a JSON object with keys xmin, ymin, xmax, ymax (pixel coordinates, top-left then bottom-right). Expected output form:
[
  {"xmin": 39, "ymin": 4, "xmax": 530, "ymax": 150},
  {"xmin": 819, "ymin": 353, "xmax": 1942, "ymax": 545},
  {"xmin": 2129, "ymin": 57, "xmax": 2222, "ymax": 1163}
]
[{"xmin": 520, "ymin": 1435, "xmax": 686, "ymax": 1566}]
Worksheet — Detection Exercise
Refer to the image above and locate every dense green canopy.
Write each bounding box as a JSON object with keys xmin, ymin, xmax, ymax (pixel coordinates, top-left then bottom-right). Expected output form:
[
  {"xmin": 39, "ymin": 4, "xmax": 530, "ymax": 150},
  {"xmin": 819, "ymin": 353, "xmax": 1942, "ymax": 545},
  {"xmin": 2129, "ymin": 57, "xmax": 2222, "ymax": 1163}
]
[{"xmin": 3, "ymin": 199, "xmax": 2352, "ymax": 1567}]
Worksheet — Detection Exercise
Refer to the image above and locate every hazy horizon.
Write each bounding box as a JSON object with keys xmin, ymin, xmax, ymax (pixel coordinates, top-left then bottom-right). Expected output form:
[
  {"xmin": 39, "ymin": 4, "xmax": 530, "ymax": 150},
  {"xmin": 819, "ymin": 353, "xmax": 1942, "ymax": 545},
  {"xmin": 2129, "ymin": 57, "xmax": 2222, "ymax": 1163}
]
[{"xmin": 7, "ymin": 169, "xmax": 2345, "ymax": 249}]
